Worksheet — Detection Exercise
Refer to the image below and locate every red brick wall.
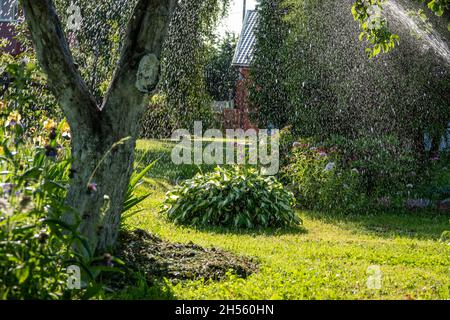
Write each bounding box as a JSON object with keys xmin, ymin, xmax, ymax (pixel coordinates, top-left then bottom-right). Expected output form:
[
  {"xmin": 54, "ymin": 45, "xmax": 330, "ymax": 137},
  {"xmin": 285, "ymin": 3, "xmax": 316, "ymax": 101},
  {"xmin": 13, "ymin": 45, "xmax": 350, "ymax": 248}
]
[{"xmin": 223, "ymin": 67, "xmax": 258, "ymax": 131}]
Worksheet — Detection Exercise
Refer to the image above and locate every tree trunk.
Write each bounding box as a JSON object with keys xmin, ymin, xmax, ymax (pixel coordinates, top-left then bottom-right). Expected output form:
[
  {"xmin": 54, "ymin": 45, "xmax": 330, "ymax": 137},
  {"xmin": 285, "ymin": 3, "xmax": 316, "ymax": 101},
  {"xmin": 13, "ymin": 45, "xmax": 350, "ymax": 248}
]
[
  {"xmin": 65, "ymin": 122, "xmax": 138, "ymax": 253},
  {"xmin": 64, "ymin": 88, "xmax": 147, "ymax": 253},
  {"xmin": 22, "ymin": 0, "xmax": 177, "ymax": 253}
]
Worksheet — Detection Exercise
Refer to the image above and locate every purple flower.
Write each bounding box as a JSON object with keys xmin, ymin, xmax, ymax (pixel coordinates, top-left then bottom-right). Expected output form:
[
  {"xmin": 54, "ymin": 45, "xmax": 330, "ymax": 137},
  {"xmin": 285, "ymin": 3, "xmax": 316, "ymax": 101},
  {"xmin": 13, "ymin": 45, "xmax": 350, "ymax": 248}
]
[
  {"xmin": 0, "ymin": 183, "xmax": 13, "ymax": 195},
  {"xmin": 324, "ymin": 162, "xmax": 336, "ymax": 172},
  {"xmin": 103, "ymin": 253, "xmax": 114, "ymax": 267},
  {"xmin": 431, "ymin": 156, "xmax": 440, "ymax": 162},
  {"xmin": 87, "ymin": 183, "xmax": 98, "ymax": 193},
  {"xmin": 44, "ymin": 145, "xmax": 58, "ymax": 158}
]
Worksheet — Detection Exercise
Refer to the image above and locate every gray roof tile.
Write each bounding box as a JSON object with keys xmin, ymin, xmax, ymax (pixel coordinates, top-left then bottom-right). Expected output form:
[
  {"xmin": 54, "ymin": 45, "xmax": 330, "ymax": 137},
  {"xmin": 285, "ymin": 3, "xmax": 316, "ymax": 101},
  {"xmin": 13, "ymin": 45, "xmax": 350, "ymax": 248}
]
[{"xmin": 232, "ymin": 10, "xmax": 258, "ymax": 67}]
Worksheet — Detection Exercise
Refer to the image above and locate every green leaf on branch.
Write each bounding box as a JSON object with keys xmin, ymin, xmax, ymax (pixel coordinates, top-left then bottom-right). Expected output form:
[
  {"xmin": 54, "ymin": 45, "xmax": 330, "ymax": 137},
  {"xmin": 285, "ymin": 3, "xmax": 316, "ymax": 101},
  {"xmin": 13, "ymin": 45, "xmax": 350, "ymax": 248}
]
[{"xmin": 353, "ymin": 0, "xmax": 400, "ymax": 58}]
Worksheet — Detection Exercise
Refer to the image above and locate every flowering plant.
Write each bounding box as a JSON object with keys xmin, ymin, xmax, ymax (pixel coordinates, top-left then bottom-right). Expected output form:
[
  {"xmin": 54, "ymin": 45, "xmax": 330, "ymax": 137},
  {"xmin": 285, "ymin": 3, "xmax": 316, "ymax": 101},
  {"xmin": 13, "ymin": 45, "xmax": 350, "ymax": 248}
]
[{"xmin": 284, "ymin": 138, "xmax": 366, "ymax": 212}]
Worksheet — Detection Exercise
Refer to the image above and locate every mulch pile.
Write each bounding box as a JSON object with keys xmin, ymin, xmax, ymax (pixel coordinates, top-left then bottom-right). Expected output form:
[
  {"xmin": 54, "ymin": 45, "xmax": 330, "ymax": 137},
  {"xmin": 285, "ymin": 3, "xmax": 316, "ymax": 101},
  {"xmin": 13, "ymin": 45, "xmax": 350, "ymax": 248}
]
[{"xmin": 112, "ymin": 229, "xmax": 258, "ymax": 286}]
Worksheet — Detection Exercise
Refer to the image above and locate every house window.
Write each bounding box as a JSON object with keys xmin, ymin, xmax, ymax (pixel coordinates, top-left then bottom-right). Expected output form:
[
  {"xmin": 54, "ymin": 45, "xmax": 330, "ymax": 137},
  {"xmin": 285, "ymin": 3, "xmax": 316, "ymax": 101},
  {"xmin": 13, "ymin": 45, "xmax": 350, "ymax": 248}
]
[{"xmin": 0, "ymin": 0, "xmax": 18, "ymax": 22}]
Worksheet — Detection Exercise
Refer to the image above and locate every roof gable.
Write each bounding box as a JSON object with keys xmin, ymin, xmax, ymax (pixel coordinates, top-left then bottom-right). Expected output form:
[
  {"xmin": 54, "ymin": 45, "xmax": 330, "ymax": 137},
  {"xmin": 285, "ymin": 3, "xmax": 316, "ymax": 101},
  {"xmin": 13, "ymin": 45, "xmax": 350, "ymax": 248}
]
[{"xmin": 232, "ymin": 10, "xmax": 258, "ymax": 67}]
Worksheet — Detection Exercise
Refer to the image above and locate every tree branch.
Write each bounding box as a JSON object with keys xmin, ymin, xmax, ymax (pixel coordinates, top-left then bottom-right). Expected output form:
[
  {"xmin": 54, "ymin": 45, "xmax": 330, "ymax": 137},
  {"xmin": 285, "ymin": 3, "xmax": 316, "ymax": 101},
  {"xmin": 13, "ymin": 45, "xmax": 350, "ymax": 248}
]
[
  {"xmin": 21, "ymin": 0, "xmax": 100, "ymax": 131},
  {"xmin": 22, "ymin": 0, "xmax": 176, "ymax": 137},
  {"xmin": 102, "ymin": 0, "xmax": 177, "ymax": 125}
]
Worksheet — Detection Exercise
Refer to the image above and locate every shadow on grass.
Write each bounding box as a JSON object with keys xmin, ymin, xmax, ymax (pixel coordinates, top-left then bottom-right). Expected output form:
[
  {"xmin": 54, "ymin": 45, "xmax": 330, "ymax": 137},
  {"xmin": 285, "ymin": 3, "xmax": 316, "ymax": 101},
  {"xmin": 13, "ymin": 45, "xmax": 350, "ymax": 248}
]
[
  {"xmin": 303, "ymin": 208, "xmax": 449, "ymax": 240},
  {"xmin": 108, "ymin": 276, "xmax": 176, "ymax": 300},
  {"xmin": 176, "ymin": 222, "xmax": 308, "ymax": 237}
]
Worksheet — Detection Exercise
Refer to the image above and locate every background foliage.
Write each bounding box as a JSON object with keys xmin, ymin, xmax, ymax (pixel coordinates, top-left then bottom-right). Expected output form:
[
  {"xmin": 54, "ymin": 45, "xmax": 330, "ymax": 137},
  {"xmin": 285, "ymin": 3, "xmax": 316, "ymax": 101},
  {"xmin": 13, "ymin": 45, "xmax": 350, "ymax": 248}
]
[
  {"xmin": 249, "ymin": 0, "xmax": 292, "ymax": 129},
  {"xmin": 1, "ymin": 39, "xmax": 61, "ymax": 129},
  {"xmin": 205, "ymin": 32, "xmax": 239, "ymax": 102},
  {"xmin": 259, "ymin": 0, "xmax": 450, "ymax": 154},
  {"xmin": 141, "ymin": 0, "xmax": 230, "ymax": 138}
]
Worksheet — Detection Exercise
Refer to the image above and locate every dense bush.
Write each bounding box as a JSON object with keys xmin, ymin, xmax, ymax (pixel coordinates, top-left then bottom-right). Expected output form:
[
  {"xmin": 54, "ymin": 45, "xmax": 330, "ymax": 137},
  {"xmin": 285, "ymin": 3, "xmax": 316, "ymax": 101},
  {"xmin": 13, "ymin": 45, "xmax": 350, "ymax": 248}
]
[
  {"xmin": 162, "ymin": 166, "xmax": 301, "ymax": 228},
  {"xmin": 0, "ymin": 183, "xmax": 89, "ymax": 300},
  {"xmin": 278, "ymin": 126, "xmax": 297, "ymax": 168},
  {"xmin": 139, "ymin": 94, "xmax": 177, "ymax": 139},
  {"xmin": 283, "ymin": 135, "xmax": 418, "ymax": 211},
  {"xmin": 326, "ymin": 135, "xmax": 418, "ymax": 197},
  {"xmin": 54, "ymin": 0, "xmax": 137, "ymax": 99},
  {"xmin": 205, "ymin": 33, "xmax": 238, "ymax": 102}
]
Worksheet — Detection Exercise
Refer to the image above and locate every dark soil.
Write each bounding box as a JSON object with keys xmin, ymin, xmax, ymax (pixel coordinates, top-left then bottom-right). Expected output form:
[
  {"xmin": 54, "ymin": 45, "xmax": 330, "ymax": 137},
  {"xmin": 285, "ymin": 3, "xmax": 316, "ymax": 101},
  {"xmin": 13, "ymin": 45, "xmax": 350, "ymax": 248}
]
[{"xmin": 111, "ymin": 229, "xmax": 258, "ymax": 287}]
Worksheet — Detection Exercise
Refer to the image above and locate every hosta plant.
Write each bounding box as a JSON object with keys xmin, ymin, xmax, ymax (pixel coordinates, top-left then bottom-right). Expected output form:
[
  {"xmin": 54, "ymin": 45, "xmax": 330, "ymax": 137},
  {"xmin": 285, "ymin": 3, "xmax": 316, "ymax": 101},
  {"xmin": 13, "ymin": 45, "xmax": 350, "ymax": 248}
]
[{"xmin": 161, "ymin": 166, "xmax": 301, "ymax": 229}]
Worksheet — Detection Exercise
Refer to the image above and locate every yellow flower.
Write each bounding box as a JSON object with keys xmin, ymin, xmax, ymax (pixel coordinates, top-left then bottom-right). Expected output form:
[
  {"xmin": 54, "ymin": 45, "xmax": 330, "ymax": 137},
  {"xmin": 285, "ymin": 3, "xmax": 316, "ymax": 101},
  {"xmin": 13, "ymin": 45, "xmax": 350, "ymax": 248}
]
[
  {"xmin": 61, "ymin": 121, "xmax": 70, "ymax": 133},
  {"xmin": 43, "ymin": 119, "xmax": 57, "ymax": 131},
  {"xmin": 61, "ymin": 121, "xmax": 71, "ymax": 140},
  {"xmin": 0, "ymin": 146, "xmax": 4, "ymax": 155},
  {"xmin": 5, "ymin": 111, "xmax": 21, "ymax": 127},
  {"xmin": 0, "ymin": 100, "xmax": 6, "ymax": 110},
  {"xmin": 33, "ymin": 135, "xmax": 45, "ymax": 146}
]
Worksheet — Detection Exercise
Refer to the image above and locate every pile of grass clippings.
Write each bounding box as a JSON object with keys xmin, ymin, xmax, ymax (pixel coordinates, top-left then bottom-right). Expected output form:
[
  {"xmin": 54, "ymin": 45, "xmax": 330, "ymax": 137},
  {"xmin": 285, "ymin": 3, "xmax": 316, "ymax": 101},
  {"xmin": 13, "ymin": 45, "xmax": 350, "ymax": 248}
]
[{"xmin": 113, "ymin": 229, "xmax": 258, "ymax": 286}]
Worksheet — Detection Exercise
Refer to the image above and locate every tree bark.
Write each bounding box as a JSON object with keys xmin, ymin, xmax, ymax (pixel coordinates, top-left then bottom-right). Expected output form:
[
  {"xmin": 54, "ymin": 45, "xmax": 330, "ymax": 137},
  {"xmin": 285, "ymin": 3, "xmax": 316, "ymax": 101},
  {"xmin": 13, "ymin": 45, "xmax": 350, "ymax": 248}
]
[{"xmin": 22, "ymin": 0, "xmax": 177, "ymax": 253}]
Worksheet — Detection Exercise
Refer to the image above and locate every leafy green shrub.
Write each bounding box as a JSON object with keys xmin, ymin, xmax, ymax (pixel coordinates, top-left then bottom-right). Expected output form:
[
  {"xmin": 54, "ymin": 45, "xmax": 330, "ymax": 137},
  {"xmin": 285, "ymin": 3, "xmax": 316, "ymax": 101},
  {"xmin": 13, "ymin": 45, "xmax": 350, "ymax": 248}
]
[
  {"xmin": 0, "ymin": 197, "xmax": 87, "ymax": 300},
  {"xmin": 139, "ymin": 94, "xmax": 177, "ymax": 139},
  {"xmin": 326, "ymin": 135, "xmax": 418, "ymax": 198},
  {"xmin": 161, "ymin": 166, "xmax": 301, "ymax": 228},
  {"xmin": 283, "ymin": 139, "xmax": 367, "ymax": 211},
  {"xmin": 278, "ymin": 126, "xmax": 296, "ymax": 168},
  {"xmin": 0, "ymin": 114, "xmax": 85, "ymax": 299},
  {"xmin": 414, "ymin": 154, "xmax": 450, "ymax": 202},
  {"xmin": 283, "ymin": 135, "xmax": 418, "ymax": 212}
]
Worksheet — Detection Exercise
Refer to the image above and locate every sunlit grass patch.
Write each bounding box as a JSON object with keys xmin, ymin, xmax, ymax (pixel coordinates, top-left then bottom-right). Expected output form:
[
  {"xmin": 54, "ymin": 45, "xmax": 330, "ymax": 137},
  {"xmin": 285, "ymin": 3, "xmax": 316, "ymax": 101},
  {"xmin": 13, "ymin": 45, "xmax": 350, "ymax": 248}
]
[{"xmin": 119, "ymin": 139, "xmax": 450, "ymax": 300}]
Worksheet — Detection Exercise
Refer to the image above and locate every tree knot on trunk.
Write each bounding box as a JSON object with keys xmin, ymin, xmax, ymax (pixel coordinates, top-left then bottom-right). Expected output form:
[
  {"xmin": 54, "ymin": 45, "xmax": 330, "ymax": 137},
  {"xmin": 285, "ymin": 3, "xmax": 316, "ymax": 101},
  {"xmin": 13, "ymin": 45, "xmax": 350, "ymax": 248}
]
[{"xmin": 135, "ymin": 53, "xmax": 160, "ymax": 93}]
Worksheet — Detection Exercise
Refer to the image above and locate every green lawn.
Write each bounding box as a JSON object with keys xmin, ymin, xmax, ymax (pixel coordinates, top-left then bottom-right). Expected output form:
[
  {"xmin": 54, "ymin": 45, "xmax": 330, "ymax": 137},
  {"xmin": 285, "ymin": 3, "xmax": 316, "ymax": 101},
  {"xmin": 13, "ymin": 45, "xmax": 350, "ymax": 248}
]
[{"xmin": 121, "ymin": 139, "xmax": 450, "ymax": 300}]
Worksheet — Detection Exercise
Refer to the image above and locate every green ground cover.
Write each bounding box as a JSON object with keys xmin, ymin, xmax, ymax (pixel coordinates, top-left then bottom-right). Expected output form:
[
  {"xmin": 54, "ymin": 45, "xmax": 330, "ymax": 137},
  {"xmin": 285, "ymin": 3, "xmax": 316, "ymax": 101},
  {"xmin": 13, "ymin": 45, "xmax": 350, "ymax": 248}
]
[{"xmin": 115, "ymin": 139, "xmax": 450, "ymax": 300}]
